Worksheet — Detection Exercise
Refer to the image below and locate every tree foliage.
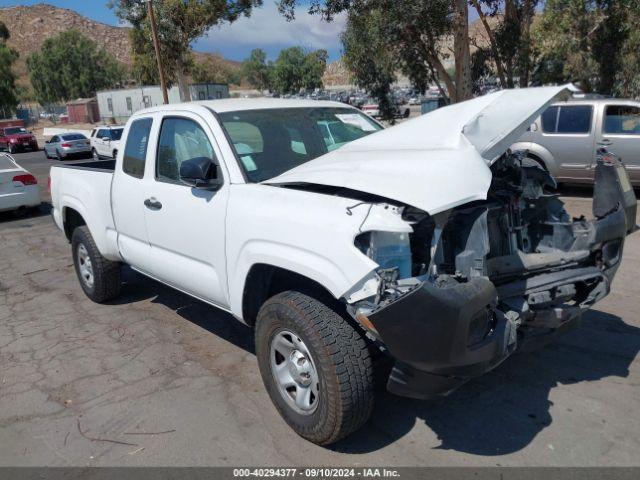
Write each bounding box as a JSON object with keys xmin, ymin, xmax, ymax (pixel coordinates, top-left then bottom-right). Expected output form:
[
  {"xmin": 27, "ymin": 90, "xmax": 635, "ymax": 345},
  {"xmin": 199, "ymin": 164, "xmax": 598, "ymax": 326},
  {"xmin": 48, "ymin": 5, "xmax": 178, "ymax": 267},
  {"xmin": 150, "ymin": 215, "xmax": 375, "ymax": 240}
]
[
  {"xmin": 0, "ymin": 21, "xmax": 18, "ymax": 115},
  {"xmin": 112, "ymin": 0, "xmax": 262, "ymax": 99},
  {"xmin": 280, "ymin": 0, "xmax": 472, "ymax": 106},
  {"xmin": 26, "ymin": 29, "xmax": 123, "ymax": 105},
  {"xmin": 191, "ymin": 56, "xmax": 242, "ymax": 85},
  {"xmin": 270, "ymin": 47, "xmax": 328, "ymax": 94},
  {"xmin": 533, "ymin": 0, "xmax": 631, "ymax": 95},
  {"xmin": 241, "ymin": 48, "xmax": 272, "ymax": 91}
]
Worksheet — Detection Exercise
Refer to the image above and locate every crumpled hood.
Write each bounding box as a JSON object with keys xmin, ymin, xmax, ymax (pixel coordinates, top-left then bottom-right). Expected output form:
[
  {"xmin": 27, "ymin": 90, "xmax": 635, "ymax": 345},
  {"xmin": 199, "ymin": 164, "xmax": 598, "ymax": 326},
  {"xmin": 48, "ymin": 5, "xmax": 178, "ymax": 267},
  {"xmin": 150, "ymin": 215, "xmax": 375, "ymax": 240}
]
[{"xmin": 265, "ymin": 85, "xmax": 575, "ymax": 214}]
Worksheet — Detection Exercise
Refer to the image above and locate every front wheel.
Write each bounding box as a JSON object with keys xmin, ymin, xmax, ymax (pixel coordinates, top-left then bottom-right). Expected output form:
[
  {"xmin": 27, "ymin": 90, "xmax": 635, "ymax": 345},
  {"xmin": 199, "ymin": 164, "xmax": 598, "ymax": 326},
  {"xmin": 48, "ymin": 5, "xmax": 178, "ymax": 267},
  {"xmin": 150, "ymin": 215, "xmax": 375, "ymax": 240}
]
[
  {"xmin": 255, "ymin": 291, "xmax": 374, "ymax": 445},
  {"xmin": 71, "ymin": 226, "xmax": 121, "ymax": 303}
]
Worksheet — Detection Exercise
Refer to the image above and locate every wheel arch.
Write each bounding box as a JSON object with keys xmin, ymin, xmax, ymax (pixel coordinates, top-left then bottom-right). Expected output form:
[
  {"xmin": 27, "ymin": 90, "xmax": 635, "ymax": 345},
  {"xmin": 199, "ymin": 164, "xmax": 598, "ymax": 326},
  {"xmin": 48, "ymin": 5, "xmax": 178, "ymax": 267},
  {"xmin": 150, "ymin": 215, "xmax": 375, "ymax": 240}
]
[
  {"xmin": 510, "ymin": 142, "xmax": 558, "ymax": 176},
  {"xmin": 62, "ymin": 206, "xmax": 87, "ymax": 241},
  {"xmin": 240, "ymin": 263, "xmax": 342, "ymax": 326}
]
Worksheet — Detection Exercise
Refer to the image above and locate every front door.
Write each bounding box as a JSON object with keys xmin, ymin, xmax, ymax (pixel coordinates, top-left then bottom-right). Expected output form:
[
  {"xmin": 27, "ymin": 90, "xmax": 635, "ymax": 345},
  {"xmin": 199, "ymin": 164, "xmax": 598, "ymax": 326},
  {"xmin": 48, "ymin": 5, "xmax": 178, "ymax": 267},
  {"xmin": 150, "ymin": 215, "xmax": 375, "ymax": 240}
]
[
  {"xmin": 141, "ymin": 112, "xmax": 230, "ymax": 308},
  {"xmin": 538, "ymin": 104, "xmax": 596, "ymax": 182},
  {"xmin": 596, "ymin": 103, "xmax": 640, "ymax": 184}
]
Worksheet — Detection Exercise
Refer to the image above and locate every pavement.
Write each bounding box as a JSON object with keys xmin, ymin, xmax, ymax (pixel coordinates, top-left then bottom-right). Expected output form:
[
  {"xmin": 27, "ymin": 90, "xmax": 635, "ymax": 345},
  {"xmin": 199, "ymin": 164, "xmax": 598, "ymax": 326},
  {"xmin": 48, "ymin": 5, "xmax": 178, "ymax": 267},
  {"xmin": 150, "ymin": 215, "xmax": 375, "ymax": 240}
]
[{"xmin": 1, "ymin": 150, "xmax": 639, "ymax": 467}]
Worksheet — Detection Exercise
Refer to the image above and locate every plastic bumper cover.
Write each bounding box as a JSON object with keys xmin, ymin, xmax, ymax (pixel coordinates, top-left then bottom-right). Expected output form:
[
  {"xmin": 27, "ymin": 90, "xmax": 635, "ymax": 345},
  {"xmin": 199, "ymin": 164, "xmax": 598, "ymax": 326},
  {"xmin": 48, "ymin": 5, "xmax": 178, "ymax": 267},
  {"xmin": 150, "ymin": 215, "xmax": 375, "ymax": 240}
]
[{"xmin": 368, "ymin": 278, "xmax": 519, "ymax": 399}]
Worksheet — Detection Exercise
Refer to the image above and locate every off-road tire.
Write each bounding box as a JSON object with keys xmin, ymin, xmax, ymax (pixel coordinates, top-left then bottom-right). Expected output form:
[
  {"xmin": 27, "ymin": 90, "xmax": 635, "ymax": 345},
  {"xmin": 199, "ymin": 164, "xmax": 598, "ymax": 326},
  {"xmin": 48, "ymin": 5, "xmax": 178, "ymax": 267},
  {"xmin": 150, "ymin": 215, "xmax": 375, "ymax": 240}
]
[
  {"xmin": 255, "ymin": 291, "xmax": 374, "ymax": 445},
  {"xmin": 71, "ymin": 226, "xmax": 121, "ymax": 303}
]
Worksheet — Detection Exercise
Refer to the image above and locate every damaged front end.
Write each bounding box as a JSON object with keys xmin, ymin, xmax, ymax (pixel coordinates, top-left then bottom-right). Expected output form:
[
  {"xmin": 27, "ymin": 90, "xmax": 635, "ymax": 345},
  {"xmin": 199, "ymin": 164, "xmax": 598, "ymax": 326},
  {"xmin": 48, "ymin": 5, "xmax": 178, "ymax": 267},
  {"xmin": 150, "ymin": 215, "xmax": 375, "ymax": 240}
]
[{"xmin": 348, "ymin": 150, "xmax": 637, "ymax": 399}]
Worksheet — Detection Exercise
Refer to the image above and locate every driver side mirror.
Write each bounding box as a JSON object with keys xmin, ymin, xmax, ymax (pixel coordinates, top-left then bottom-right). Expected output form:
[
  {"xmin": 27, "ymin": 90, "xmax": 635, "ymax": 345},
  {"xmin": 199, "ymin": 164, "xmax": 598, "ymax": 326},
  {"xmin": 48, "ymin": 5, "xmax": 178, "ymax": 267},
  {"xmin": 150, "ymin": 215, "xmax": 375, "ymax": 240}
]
[{"xmin": 180, "ymin": 156, "xmax": 223, "ymax": 190}]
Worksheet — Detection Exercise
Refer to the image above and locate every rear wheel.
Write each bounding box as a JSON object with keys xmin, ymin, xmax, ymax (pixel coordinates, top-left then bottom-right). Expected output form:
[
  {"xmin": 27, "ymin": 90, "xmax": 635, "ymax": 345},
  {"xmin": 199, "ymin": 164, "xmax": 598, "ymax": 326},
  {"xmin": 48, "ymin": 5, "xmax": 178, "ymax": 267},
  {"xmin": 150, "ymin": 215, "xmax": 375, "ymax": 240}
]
[
  {"xmin": 255, "ymin": 291, "xmax": 374, "ymax": 445},
  {"xmin": 71, "ymin": 226, "xmax": 121, "ymax": 303},
  {"xmin": 55, "ymin": 149, "xmax": 62, "ymax": 161}
]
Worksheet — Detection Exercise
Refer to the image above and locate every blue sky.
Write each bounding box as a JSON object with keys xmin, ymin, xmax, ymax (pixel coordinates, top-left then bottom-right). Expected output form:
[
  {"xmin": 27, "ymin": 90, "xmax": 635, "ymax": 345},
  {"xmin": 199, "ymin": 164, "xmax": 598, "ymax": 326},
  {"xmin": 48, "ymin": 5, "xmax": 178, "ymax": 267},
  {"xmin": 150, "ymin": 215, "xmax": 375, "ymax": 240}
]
[{"xmin": 0, "ymin": 0, "xmax": 348, "ymax": 61}]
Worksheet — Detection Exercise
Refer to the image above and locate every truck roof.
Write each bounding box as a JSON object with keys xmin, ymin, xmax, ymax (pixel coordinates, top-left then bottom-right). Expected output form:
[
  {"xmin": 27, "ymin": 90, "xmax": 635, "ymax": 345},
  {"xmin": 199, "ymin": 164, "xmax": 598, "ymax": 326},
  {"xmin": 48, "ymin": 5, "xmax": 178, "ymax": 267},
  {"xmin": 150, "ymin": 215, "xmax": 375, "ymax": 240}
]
[{"xmin": 133, "ymin": 98, "xmax": 353, "ymax": 116}]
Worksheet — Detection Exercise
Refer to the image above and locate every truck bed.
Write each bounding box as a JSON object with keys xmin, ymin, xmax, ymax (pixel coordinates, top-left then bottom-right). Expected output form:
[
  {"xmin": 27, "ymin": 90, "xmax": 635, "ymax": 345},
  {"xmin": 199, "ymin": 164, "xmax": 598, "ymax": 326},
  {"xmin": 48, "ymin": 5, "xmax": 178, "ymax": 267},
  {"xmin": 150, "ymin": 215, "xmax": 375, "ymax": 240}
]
[
  {"xmin": 53, "ymin": 159, "xmax": 115, "ymax": 172},
  {"xmin": 50, "ymin": 159, "xmax": 120, "ymax": 260}
]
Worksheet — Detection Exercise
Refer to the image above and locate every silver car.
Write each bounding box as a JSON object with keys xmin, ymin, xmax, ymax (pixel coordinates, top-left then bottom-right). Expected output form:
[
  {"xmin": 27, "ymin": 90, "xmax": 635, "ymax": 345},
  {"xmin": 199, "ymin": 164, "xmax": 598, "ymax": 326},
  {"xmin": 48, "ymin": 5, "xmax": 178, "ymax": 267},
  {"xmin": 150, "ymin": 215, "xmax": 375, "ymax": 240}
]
[
  {"xmin": 512, "ymin": 98, "xmax": 640, "ymax": 185},
  {"xmin": 44, "ymin": 133, "xmax": 91, "ymax": 160}
]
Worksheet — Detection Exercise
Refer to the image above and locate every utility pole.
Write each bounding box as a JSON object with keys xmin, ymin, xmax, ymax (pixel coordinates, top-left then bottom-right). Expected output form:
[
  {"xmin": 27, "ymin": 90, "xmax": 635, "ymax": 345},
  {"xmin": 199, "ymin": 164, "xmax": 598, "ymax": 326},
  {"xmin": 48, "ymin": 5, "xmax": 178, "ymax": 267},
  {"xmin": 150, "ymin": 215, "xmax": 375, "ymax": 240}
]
[{"xmin": 145, "ymin": 0, "xmax": 168, "ymax": 104}]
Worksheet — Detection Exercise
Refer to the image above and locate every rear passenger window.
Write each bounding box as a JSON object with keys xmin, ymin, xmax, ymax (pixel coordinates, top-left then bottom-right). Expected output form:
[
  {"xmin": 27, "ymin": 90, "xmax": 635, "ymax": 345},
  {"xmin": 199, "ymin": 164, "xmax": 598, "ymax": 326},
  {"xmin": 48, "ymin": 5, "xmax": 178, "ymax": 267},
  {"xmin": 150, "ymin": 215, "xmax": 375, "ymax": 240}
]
[
  {"xmin": 122, "ymin": 118, "xmax": 153, "ymax": 179},
  {"xmin": 156, "ymin": 117, "xmax": 216, "ymax": 183},
  {"xmin": 603, "ymin": 105, "xmax": 640, "ymax": 135}
]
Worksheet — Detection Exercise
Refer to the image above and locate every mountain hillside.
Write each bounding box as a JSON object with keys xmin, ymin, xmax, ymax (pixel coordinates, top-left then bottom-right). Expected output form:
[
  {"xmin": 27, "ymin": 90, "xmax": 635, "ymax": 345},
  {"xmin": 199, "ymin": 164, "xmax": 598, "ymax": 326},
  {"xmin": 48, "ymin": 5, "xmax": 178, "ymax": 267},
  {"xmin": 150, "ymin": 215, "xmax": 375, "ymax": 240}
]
[{"xmin": 0, "ymin": 3, "xmax": 241, "ymax": 90}]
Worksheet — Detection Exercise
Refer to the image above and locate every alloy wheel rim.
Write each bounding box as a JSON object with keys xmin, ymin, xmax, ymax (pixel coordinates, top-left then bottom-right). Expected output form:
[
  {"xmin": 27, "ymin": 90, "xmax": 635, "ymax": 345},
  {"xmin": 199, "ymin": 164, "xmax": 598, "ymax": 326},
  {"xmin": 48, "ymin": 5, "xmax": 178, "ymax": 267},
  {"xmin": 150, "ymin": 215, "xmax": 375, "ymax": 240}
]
[
  {"xmin": 270, "ymin": 330, "xmax": 320, "ymax": 415},
  {"xmin": 77, "ymin": 244, "xmax": 94, "ymax": 288}
]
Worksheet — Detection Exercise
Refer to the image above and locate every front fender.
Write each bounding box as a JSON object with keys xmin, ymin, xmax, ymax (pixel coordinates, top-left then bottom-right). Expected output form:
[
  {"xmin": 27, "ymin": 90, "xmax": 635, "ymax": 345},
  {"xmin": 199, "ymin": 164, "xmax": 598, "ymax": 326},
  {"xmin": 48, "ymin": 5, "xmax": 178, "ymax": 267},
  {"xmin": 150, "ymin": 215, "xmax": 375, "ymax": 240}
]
[{"xmin": 229, "ymin": 240, "xmax": 376, "ymax": 319}]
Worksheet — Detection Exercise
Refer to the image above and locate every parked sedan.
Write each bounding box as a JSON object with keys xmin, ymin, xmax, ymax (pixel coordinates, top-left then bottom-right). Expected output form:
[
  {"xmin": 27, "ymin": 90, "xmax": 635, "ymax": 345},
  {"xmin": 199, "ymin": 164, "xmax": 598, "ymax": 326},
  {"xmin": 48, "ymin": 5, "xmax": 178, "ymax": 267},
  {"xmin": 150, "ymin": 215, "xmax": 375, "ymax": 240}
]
[
  {"xmin": 0, "ymin": 154, "xmax": 40, "ymax": 213},
  {"xmin": 44, "ymin": 133, "xmax": 91, "ymax": 160}
]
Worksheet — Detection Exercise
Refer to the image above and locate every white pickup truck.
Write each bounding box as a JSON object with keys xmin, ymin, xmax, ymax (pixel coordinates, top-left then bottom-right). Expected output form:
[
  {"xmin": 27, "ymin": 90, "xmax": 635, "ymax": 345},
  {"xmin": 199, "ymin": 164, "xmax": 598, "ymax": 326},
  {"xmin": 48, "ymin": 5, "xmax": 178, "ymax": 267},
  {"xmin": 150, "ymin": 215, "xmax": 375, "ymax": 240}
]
[{"xmin": 51, "ymin": 88, "xmax": 637, "ymax": 445}]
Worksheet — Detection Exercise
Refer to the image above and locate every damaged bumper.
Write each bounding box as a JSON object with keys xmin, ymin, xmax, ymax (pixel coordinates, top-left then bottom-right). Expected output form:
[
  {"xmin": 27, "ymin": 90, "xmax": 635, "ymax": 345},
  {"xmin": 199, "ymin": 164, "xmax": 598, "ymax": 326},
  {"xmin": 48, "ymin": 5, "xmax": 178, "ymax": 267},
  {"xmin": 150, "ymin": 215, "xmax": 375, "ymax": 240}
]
[{"xmin": 366, "ymin": 152, "xmax": 637, "ymax": 400}]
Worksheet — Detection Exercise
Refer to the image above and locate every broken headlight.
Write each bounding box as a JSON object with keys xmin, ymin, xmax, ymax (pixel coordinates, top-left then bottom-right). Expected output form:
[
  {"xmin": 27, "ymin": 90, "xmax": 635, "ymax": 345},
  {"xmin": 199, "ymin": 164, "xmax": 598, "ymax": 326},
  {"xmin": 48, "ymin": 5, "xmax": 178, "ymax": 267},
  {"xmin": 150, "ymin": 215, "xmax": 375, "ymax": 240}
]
[{"xmin": 355, "ymin": 231, "xmax": 412, "ymax": 279}]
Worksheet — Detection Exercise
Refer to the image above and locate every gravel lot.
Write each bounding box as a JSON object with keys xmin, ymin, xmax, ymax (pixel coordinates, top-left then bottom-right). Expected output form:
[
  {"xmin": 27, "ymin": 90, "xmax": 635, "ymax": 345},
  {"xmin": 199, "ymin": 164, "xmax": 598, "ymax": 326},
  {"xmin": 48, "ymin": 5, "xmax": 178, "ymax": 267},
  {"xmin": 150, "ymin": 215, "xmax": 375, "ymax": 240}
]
[{"xmin": 1, "ymin": 150, "xmax": 639, "ymax": 467}]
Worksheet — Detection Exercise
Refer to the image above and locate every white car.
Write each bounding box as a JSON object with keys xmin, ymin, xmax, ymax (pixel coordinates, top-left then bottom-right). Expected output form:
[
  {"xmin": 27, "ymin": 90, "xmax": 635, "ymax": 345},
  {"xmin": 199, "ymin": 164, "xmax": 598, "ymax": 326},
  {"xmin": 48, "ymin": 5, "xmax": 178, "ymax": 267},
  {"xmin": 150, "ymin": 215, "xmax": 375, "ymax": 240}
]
[
  {"xmin": 89, "ymin": 125, "xmax": 124, "ymax": 160},
  {"xmin": 49, "ymin": 90, "xmax": 635, "ymax": 445},
  {"xmin": 0, "ymin": 154, "xmax": 41, "ymax": 213}
]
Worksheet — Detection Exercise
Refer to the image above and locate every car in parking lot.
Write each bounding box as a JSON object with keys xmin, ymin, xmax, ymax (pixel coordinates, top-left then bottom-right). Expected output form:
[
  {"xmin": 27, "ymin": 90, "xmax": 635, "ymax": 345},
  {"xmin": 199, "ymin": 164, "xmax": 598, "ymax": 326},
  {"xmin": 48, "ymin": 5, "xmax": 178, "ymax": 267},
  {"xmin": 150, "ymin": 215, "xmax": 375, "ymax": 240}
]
[
  {"xmin": 0, "ymin": 126, "xmax": 39, "ymax": 154},
  {"xmin": 0, "ymin": 153, "xmax": 40, "ymax": 213},
  {"xmin": 512, "ymin": 98, "xmax": 640, "ymax": 185},
  {"xmin": 44, "ymin": 133, "xmax": 91, "ymax": 160},
  {"xmin": 90, "ymin": 125, "xmax": 124, "ymax": 160}
]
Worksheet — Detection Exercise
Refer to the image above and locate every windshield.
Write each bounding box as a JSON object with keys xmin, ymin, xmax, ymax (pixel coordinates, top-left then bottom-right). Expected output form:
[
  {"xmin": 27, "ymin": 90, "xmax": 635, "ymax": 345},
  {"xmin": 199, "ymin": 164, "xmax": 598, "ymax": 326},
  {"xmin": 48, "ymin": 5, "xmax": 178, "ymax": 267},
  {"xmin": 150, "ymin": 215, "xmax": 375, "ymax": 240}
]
[
  {"xmin": 110, "ymin": 128, "xmax": 124, "ymax": 141},
  {"xmin": 219, "ymin": 107, "xmax": 382, "ymax": 182},
  {"xmin": 4, "ymin": 127, "xmax": 28, "ymax": 135}
]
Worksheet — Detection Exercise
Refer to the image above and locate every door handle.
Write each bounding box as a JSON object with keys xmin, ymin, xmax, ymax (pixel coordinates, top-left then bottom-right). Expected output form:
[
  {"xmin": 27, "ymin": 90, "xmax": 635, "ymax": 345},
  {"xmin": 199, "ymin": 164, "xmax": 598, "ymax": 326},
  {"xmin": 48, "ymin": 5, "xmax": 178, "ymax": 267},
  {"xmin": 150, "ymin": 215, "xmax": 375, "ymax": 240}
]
[
  {"xmin": 144, "ymin": 198, "xmax": 162, "ymax": 210},
  {"xmin": 598, "ymin": 139, "xmax": 612, "ymax": 146}
]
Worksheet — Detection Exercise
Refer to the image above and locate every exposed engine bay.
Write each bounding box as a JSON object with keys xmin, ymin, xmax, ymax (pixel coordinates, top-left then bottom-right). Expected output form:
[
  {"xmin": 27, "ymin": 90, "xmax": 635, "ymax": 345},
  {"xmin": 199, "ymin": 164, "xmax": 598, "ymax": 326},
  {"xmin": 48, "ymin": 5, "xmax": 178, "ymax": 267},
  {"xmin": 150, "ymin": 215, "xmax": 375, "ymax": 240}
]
[{"xmin": 347, "ymin": 150, "xmax": 636, "ymax": 398}]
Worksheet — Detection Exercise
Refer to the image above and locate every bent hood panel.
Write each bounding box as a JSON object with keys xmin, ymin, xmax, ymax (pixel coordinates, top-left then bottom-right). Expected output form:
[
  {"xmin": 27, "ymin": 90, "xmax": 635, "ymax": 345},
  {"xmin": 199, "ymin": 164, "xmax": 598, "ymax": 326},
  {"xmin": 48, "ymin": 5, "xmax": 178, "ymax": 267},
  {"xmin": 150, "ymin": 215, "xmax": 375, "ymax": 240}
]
[{"xmin": 266, "ymin": 85, "xmax": 574, "ymax": 214}]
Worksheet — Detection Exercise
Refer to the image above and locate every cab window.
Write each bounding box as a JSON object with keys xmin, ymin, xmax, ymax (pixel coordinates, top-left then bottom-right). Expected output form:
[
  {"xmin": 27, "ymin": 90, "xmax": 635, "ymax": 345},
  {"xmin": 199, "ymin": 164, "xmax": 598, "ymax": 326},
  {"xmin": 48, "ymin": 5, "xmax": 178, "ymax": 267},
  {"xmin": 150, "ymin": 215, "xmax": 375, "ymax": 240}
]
[
  {"xmin": 122, "ymin": 118, "xmax": 153, "ymax": 179},
  {"xmin": 156, "ymin": 117, "xmax": 216, "ymax": 183}
]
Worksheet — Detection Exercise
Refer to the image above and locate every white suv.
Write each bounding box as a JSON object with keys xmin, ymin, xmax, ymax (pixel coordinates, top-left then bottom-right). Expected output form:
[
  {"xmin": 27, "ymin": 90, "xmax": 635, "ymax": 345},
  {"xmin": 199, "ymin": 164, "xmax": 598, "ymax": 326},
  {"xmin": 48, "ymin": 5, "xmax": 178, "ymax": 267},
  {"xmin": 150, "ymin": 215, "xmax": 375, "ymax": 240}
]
[{"xmin": 90, "ymin": 125, "xmax": 124, "ymax": 160}]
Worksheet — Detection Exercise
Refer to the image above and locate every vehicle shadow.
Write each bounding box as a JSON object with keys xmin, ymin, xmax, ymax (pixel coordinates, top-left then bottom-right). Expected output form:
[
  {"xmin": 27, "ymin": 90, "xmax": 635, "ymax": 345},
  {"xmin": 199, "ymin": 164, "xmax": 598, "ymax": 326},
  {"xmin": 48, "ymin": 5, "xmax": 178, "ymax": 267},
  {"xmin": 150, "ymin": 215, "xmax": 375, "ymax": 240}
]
[
  {"xmin": 0, "ymin": 202, "xmax": 52, "ymax": 224},
  {"xmin": 113, "ymin": 267, "xmax": 254, "ymax": 353},
  {"xmin": 111, "ymin": 269, "xmax": 639, "ymax": 456},
  {"xmin": 332, "ymin": 309, "xmax": 640, "ymax": 455}
]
